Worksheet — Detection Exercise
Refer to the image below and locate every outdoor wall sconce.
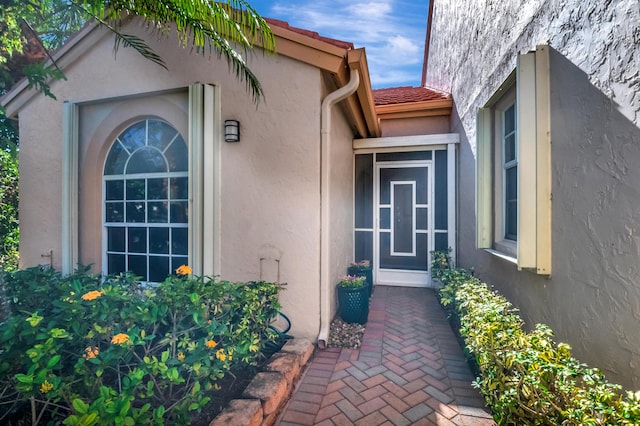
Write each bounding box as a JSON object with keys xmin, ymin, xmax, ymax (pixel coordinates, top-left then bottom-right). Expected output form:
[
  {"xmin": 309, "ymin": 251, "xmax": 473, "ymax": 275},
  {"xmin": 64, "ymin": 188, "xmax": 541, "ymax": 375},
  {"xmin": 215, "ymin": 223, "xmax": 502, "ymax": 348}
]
[{"xmin": 224, "ymin": 119, "xmax": 240, "ymax": 142}]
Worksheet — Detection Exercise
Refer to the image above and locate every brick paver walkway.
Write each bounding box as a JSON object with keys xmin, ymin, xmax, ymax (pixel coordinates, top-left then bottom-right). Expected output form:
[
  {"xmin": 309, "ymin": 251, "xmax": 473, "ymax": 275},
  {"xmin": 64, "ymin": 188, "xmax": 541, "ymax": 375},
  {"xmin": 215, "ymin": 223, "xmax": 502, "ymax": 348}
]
[{"xmin": 277, "ymin": 286, "xmax": 495, "ymax": 425}]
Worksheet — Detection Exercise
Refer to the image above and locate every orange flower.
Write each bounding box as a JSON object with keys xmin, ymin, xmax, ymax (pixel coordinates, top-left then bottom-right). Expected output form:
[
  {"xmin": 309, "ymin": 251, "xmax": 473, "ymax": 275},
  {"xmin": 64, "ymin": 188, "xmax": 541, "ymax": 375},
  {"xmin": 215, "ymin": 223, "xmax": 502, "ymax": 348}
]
[
  {"xmin": 83, "ymin": 346, "xmax": 99, "ymax": 360},
  {"xmin": 176, "ymin": 265, "xmax": 192, "ymax": 276},
  {"xmin": 205, "ymin": 339, "xmax": 218, "ymax": 349},
  {"xmin": 111, "ymin": 333, "xmax": 129, "ymax": 345},
  {"xmin": 215, "ymin": 349, "xmax": 226, "ymax": 361},
  {"xmin": 177, "ymin": 352, "xmax": 185, "ymax": 361},
  {"xmin": 81, "ymin": 290, "xmax": 103, "ymax": 301}
]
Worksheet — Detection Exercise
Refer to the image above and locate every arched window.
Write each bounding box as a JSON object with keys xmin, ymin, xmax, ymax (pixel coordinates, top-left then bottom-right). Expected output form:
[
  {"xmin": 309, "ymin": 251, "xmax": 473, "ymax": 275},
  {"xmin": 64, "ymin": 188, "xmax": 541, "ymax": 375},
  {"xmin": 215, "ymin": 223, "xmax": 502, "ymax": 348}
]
[{"xmin": 103, "ymin": 119, "xmax": 188, "ymax": 282}]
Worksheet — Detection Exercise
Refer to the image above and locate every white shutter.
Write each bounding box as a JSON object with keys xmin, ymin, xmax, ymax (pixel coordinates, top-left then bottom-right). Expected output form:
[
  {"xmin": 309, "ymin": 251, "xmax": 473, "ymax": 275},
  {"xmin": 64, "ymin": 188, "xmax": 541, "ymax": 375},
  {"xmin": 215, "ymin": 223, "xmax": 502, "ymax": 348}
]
[
  {"xmin": 188, "ymin": 84, "xmax": 221, "ymax": 277},
  {"xmin": 476, "ymin": 107, "xmax": 492, "ymax": 248}
]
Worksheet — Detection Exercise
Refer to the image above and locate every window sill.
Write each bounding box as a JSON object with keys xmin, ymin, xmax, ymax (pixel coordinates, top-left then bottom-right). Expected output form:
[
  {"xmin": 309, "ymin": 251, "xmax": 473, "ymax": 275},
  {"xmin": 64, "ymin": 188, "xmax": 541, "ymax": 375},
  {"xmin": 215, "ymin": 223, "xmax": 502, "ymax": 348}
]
[{"xmin": 484, "ymin": 248, "xmax": 517, "ymax": 265}]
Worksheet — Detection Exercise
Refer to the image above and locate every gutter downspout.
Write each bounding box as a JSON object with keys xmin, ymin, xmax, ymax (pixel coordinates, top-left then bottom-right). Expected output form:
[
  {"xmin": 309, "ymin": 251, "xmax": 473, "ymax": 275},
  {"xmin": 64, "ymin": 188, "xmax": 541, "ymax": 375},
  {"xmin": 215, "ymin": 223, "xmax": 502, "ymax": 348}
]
[{"xmin": 317, "ymin": 68, "xmax": 360, "ymax": 348}]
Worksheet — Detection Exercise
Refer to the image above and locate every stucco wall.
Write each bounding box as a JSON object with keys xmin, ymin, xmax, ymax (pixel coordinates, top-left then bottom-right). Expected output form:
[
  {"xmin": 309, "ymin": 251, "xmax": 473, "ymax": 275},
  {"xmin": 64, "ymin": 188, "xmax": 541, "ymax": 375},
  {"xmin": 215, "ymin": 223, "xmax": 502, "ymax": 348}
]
[
  {"xmin": 379, "ymin": 115, "xmax": 450, "ymax": 137},
  {"xmin": 328, "ymin": 99, "xmax": 356, "ymax": 320},
  {"xmin": 17, "ymin": 98, "xmax": 63, "ymax": 269},
  {"xmin": 15, "ymin": 21, "xmax": 333, "ymax": 340},
  {"xmin": 426, "ymin": 0, "xmax": 640, "ymax": 388}
]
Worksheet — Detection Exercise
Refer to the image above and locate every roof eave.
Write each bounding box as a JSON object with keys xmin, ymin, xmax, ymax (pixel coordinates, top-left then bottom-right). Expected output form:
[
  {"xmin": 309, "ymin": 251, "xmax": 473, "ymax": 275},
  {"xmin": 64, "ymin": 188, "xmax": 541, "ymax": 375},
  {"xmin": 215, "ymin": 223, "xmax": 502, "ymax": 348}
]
[
  {"xmin": 1, "ymin": 21, "xmax": 102, "ymax": 118},
  {"xmin": 346, "ymin": 49, "xmax": 380, "ymax": 138},
  {"xmin": 257, "ymin": 23, "xmax": 348, "ymax": 75},
  {"xmin": 1, "ymin": 18, "xmax": 381, "ymax": 139},
  {"xmin": 256, "ymin": 22, "xmax": 380, "ymax": 138}
]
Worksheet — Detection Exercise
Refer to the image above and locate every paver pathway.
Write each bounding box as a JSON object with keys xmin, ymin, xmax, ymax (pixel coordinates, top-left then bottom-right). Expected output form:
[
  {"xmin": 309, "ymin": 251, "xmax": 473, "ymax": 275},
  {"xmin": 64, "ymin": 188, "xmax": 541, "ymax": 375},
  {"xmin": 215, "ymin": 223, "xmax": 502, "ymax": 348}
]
[{"xmin": 277, "ymin": 286, "xmax": 495, "ymax": 425}]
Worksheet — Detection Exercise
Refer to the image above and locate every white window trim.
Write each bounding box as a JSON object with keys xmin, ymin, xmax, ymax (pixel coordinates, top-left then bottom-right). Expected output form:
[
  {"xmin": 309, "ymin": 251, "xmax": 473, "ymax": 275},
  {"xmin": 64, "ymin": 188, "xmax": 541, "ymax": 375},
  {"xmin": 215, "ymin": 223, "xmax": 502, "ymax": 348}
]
[
  {"xmin": 476, "ymin": 44, "xmax": 552, "ymax": 275},
  {"xmin": 492, "ymin": 90, "xmax": 517, "ymax": 257},
  {"xmin": 101, "ymin": 120, "xmax": 190, "ymax": 282},
  {"xmin": 501, "ymin": 102, "xmax": 517, "ymax": 241}
]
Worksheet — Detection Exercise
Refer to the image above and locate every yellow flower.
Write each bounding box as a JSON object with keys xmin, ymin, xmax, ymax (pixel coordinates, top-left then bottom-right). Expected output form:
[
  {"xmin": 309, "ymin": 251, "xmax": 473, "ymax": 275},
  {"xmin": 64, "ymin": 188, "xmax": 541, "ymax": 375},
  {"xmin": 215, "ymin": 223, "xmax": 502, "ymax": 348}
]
[
  {"xmin": 81, "ymin": 290, "xmax": 103, "ymax": 301},
  {"xmin": 177, "ymin": 352, "xmax": 185, "ymax": 361},
  {"xmin": 111, "ymin": 333, "xmax": 129, "ymax": 345},
  {"xmin": 83, "ymin": 346, "xmax": 99, "ymax": 360},
  {"xmin": 40, "ymin": 380, "xmax": 53, "ymax": 394},
  {"xmin": 176, "ymin": 265, "xmax": 192, "ymax": 276},
  {"xmin": 215, "ymin": 349, "xmax": 226, "ymax": 361},
  {"xmin": 205, "ymin": 339, "xmax": 218, "ymax": 349}
]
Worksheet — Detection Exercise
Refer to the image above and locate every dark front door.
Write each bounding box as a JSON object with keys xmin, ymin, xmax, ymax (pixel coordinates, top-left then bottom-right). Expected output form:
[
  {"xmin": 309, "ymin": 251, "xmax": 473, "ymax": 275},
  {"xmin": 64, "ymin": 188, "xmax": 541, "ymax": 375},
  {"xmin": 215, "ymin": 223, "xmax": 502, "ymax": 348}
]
[{"xmin": 376, "ymin": 162, "xmax": 431, "ymax": 286}]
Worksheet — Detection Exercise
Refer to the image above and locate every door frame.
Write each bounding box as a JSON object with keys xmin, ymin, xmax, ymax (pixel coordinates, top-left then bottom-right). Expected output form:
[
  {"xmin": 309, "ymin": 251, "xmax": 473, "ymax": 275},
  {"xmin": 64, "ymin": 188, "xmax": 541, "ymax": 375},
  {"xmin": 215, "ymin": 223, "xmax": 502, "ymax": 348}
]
[
  {"xmin": 353, "ymin": 133, "xmax": 459, "ymax": 288},
  {"xmin": 374, "ymin": 160, "xmax": 433, "ymax": 287}
]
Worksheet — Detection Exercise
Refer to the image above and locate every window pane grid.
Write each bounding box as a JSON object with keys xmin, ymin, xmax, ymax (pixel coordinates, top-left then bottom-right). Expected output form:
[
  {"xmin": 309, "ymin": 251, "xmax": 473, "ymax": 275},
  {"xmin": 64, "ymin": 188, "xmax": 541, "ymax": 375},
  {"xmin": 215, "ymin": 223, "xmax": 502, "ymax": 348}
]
[
  {"xmin": 502, "ymin": 103, "xmax": 517, "ymax": 241},
  {"xmin": 104, "ymin": 119, "xmax": 188, "ymax": 282}
]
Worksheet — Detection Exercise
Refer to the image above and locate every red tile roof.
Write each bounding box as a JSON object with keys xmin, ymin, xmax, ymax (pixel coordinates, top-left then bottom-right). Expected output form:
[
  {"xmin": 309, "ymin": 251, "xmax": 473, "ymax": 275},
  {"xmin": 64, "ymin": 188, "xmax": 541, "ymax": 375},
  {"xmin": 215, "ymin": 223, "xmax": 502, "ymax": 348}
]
[
  {"xmin": 373, "ymin": 86, "xmax": 450, "ymax": 106},
  {"xmin": 265, "ymin": 18, "xmax": 354, "ymax": 50}
]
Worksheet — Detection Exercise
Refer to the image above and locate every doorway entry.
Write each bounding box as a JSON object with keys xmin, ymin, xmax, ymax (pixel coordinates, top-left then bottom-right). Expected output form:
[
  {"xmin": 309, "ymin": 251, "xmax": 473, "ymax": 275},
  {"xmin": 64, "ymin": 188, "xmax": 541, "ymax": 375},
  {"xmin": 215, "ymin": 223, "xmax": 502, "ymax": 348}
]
[
  {"xmin": 354, "ymin": 148, "xmax": 454, "ymax": 287},
  {"xmin": 376, "ymin": 161, "xmax": 430, "ymax": 285}
]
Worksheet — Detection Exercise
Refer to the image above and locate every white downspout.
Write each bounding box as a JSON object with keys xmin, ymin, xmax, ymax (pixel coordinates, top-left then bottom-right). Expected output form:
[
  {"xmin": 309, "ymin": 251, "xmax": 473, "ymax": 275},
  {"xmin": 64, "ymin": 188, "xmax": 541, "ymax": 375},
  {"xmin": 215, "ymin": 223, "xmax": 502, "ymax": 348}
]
[{"xmin": 317, "ymin": 68, "xmax": 360, "ymax": 348}]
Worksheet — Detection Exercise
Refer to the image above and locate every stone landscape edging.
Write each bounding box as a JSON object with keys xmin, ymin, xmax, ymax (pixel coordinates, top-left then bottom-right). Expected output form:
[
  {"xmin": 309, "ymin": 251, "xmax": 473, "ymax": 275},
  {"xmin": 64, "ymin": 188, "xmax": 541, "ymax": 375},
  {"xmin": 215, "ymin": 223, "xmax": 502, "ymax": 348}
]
[{"xmin": 209, "ymin": 338, "xmax": 315, "ymax": 426}]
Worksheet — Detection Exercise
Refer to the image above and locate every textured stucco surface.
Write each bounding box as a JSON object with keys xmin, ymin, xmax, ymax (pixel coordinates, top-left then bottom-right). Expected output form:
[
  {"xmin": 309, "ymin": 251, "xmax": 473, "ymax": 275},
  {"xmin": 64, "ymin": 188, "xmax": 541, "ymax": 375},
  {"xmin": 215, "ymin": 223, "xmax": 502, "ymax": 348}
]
[
  {"xmin": 329, "ymin": 99, "xmax": 356, "ymax": 321},
  {"xmin": 426, "ymin": 0, "xmax": 640, "ymax": 388},
  {"xmin": 14, "ymin": 21, "xmax": 358, "ymax": 341},
  {"xmin": 379, "ymin": 115, "xmax": 450, "ymax": 137}
]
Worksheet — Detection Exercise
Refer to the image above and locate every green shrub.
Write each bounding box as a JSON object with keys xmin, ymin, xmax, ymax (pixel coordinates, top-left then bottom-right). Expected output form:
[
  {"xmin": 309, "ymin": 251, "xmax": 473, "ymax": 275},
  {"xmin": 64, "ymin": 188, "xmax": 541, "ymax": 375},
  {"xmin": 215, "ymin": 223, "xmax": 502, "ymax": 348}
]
[
  {"xmin": 438, "ymin": 268, "xmax": 640, "ymax": 425},
  {"xmin": 0, "ymin": 149, "xmax": 19, "ymax": 271},
  {"xmin": 430, "ymin": 248, "xmax": 452, "ymax": 280},
  {"xmin": 0, "ymin": 266, "xmax": 284, "ymax": 425}
]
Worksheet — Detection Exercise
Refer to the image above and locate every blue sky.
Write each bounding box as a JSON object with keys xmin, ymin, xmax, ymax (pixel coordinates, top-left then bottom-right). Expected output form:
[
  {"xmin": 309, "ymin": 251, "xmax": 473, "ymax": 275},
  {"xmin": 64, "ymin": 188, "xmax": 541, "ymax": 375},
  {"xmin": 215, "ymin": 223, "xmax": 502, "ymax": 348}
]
[{"xmin": 249, "ymin": 1, "xmax": 430, "ymax": 89}]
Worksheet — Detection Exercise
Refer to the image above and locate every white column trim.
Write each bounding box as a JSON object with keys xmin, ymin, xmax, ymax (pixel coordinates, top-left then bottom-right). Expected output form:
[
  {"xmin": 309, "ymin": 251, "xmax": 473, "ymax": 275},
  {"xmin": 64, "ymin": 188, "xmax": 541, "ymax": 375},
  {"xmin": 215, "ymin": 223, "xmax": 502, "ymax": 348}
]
[
  {"xmin": 189, "ymin": 84, "xmax": 221, "ymax": 277},
  {"xmin": 447, "ymin": 142, "xmax": 457, "ymax": 265},
  {"xmin": 62, "ymin": 102, "xmax": 79, "ymax": 275},
  {"xmin": 188, "ymin": 85, "xmax": 204, "ymax": 275},
  {"xmin": 203, "ymin": 84, "xmax": 221, "ymax": 276}
]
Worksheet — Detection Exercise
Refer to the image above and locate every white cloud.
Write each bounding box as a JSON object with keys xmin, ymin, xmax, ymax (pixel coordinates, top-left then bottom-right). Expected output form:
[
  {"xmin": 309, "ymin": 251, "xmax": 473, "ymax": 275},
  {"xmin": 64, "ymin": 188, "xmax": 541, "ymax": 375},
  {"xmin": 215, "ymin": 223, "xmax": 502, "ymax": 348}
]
[
  {"xmin": 345, "ymin": 2, "xmax": 392, "ymax": 18},
  {"xmin": 385, "ymin": 36, "xmax": 421, "ymax": 62},
  {"xmin": 260, "ymin": 0, "xmax": 428, "ymax": 87}
]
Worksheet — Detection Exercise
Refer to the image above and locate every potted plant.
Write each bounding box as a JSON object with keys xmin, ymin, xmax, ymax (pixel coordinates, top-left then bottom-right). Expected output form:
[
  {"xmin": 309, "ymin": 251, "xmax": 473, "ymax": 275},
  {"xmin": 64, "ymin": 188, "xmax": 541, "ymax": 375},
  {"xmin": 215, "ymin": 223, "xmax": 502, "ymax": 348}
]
[
  {"xmin": 347, "ymin": 260, "xmax": 373, "ymax": 296},
  {"xmin": 336, "ymin": 275, "xmax": 369, "ymax": 324}
]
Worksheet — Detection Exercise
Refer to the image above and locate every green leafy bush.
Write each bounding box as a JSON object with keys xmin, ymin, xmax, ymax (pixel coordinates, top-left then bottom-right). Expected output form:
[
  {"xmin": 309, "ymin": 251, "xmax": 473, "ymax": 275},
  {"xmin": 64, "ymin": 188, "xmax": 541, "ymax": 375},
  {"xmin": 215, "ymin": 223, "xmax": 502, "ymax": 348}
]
[
  {"xmin": 430, "ymin": 248, "xmax": 452, "ymax": 280},
  {"xmin": 0, "ymin": 149, "xmax": 18, "ymax": 271},
  {"xmin": 0, "ymin": 266, "xmax": 284, "ymax": 425},
  {"xmin": 438, "ymin": 268, "xmax": 640, "ymax": 425}
]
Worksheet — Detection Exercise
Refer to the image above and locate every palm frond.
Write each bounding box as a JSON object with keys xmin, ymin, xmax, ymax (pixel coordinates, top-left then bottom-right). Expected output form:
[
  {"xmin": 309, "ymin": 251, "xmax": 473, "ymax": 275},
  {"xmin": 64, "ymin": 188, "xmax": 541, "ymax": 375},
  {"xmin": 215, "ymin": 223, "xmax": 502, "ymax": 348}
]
[
  {"xmin": 113, "ymin": 32, "xmax": 166, "ymax": 69},
  {"xmin": 71, "ymin": 0, "xmax": 275, "ymax": 103}
]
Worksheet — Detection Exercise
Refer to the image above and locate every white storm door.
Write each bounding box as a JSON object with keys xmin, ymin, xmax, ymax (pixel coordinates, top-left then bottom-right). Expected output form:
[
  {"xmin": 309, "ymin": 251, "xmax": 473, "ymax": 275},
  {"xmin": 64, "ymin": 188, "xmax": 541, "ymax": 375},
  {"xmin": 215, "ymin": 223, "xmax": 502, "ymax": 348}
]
[{"xmin": 375, "ymin": 162, "xmax": 432, "ymax": 287}]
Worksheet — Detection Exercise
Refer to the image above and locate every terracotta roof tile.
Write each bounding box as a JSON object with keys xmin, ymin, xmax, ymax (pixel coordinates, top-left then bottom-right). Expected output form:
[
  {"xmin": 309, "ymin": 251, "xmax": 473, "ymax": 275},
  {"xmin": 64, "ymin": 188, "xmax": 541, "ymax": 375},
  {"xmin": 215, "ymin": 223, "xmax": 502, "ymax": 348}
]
[
  {"xmin": 373, "ymin": 86, "xmax": 450, "ymax": 106},
  {"xmin": 265, "ymin": 18, "xmax": 354, "ymax": 50}
]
